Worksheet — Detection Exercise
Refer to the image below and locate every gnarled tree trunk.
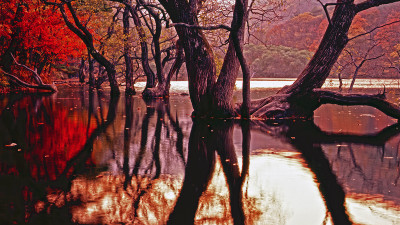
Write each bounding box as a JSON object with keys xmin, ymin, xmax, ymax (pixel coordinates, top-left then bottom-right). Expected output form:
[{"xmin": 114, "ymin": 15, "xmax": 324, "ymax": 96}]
[
  {"xmin": 159, "ymin": 0, "xmax": 249, "ymax": 117},
  {"xmin": 159, "ymin": 0, "xmax": 217, "ymax": 115},
  {"xmin": 246, "ymin": 0, "xmax": 400, "ymax": 120}
]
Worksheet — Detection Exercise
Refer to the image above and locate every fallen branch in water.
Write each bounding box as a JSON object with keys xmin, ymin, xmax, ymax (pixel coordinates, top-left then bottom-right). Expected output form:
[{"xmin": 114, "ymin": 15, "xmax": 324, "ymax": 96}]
[{"xmin": 1, "ymin": 53, "xmax": 57, "ymax": 92}]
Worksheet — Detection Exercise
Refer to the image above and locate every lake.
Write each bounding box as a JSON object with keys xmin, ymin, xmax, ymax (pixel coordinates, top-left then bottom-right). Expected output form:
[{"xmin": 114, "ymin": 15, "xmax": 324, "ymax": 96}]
[{"xmin": 1, "ymin": 80, "xmax": 400, "ymax": 225}]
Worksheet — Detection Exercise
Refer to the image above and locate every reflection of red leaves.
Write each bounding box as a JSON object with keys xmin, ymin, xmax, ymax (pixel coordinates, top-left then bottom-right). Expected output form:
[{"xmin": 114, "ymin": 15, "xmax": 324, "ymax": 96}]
[{"xmin": 10, "ymin": 98, "xmax": 95, "ymax": 181}]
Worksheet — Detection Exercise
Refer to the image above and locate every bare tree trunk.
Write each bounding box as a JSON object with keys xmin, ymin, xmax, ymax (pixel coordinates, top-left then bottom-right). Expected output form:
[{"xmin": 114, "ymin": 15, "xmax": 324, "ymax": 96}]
[
  {"xmin": 212, "ymin": 0, "xmax": 248, "ymax": 117},
  {"xmin": 126, "ymin": 4, "xmax": 156, "ymax": 90},
  {"xmin": 160, "ymin": 0, "xmax": 250, "ymax": 116},
  {"xmin": 123, "ymin": 7, "xmax": 135, "ymax": 95},
  {"xmin": 283, "ymin": 1, "xmax": 355, "ymax": 95},
  {"xmin": 78, "ymin": 58, "xmax": 85, "ymax": 83},
  {"xmin": 247, "ymin": 0, "xmax": 400, "ymax": 120},
  {"xmin": 143, "ymin": 40, "xmax": 185, "ymax": 98},
  {"xmin": 88, "ymin": 50, "xmax": 95, "ymax": 87},
  {"xmin": 159, "ymin": 0, "xmax": 217, "ymax": 115}
]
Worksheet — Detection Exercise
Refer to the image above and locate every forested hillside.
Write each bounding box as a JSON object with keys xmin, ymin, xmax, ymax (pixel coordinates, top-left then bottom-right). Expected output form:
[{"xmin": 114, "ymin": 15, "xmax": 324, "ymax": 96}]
[{"xmin": 249, "ymin": 1, "xmax": 400, "ymax": 78}]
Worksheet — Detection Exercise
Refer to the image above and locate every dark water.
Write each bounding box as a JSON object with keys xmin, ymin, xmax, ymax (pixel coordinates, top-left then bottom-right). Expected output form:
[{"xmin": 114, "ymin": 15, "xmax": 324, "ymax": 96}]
[{"xmin": 1, "ymin": 86, "xmax": 400, "ymax": 225}]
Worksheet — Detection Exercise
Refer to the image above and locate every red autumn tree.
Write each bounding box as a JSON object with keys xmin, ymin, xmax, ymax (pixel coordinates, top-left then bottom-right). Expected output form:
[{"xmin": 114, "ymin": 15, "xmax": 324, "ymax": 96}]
[{"xmin": 0, "ymin": 0, "xmax": 86, "ymax": 89}]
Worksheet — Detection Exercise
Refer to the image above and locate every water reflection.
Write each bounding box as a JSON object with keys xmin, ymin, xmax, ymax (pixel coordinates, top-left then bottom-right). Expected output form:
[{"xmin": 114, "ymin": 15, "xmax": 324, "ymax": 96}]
[
  {"xmin": 168, "ymin": 118, "xmax": 251, "ymax": 225},
  {"xmin": 1, "ymin": 88, "xmax": 400, "ymax": 224},
  {"xmin": 253, "ymin": 119, "xmax": 400, "ymax": 224}
]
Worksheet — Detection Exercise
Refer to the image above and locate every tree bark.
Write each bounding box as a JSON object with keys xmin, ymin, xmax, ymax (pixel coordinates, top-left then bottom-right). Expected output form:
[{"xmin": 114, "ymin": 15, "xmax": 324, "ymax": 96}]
[
  {"xmin": 142, "ymin": 40, "xmax": 185, "ymax": 98},
  {"xmin": 212, "ymin": 0, "xmax": 249, "ymax": 117},
  {"xmin": 282, "ymin": 1, "xmax": 355, "ymax": 95},
  {"xmin": 127, "ymin": 4, "xmax": 156, "ymax": 90}
]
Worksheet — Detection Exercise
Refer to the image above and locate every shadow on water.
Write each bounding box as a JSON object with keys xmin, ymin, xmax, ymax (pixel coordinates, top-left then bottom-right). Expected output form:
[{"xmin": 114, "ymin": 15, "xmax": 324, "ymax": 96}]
[{"xmin": 1, "ymin": 88, "xmax": 400, "ymax": 224}]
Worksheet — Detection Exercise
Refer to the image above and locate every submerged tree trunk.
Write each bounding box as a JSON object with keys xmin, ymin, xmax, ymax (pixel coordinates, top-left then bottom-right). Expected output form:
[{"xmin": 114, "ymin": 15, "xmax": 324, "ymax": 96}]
[
  {"xmin": 211, "ymin": 0, "xmax": 248, "ymax": 117},
  {"xmin": 160, "ymin": 0, "xmax": 251, "ymax": 116},
  {"xmin": 159, "ymin": 0, "xmax": 217, "ymax": 115},
  {"xmin": 142, "ymin": 40, "xmax": 185, "ymax": 98}
]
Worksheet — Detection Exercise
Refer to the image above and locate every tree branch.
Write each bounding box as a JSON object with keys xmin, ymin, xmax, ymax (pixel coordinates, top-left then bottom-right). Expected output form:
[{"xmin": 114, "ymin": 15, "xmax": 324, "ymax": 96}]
[
  {"xmin": 10, "ymin": 53, "xmax": 43, "ymax": 85},
  {"xmin": 1, "ymin": 69, "xmax": 56, "ymax": 92},
  {"xmin": 66, "ymin": 2, "xmax": 93, "ymax": 42},
  {"xmin": 348, "ymin": 19, "xmax": 400, "ymax": 41},
  {"xmin": 314, "ymin": 89, "xmax": 400, "ymax": 119},
  {"xmin": 355, "ymin": 0, "xmax": 400, "ymax": 12},
  {"xmin": 317, "ymin": 0, "xmax": 333, "ymax": 26},
  {"xmin": 317, "ymin": 1, "xmax": 348, "ymax": 26}
]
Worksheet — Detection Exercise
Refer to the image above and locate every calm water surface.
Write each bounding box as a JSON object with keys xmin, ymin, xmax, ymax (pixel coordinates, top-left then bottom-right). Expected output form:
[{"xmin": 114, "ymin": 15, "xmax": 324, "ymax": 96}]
[{"xmin": 1, "ymin": 83, "xmax": 400, "ymax": 225}]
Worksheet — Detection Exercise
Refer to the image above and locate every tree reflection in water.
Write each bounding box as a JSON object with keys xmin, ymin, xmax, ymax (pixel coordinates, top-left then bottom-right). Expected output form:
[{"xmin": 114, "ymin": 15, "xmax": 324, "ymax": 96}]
[
  {"xmin": 1, "ymin": 91, "xmax": 400, "ymax": 224},
  {"xmin": 253, "ymin": 119, "xmax": 400, "ymax": 224},
  {"xmin": 167, "ymin": 118, "xmax": 251, "ymax": 225}
]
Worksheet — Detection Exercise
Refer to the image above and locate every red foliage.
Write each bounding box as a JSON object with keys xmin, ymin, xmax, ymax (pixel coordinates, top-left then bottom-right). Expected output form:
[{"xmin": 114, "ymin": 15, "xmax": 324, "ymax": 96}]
[{"xmin": 0, "ymin": 0, "xmax": 86, "ymax": 77}]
